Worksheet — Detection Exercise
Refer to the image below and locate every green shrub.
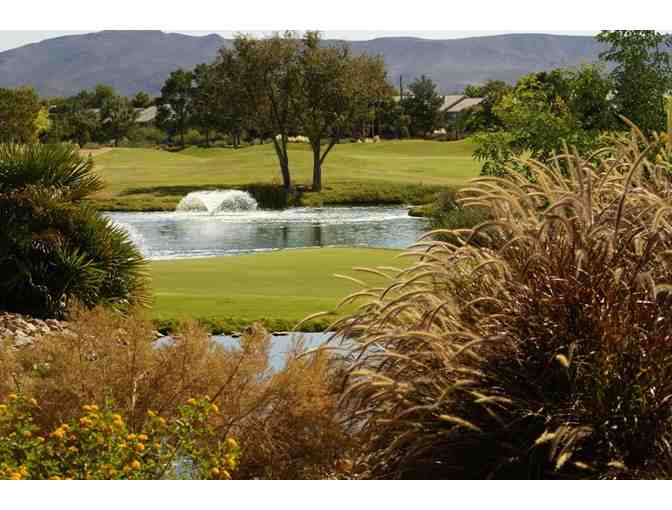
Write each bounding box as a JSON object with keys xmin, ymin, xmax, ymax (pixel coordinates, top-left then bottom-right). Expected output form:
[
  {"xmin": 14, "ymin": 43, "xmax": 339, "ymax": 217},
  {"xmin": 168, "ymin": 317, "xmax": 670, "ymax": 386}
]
[
  {"xmin": 427, "ymin": 189, "xmax": 491, "ymax": 243},
  {"xmin": 244, "ymin": 183, "xmax": 291, "ymax": 209},
  {"xmin": 183, "ymin": 128, "xmax": 204, "ymax": 146},
  {"xmin": 0, "ymin": 143, "xmax": 147, "ymax": 317},
  {"xmin": 332, "ymin": 126, "xmax": 672, "ymax": 479},
  {"xmin": 124, "ymin": 126, "xmax": 166, "ymax": 147}
]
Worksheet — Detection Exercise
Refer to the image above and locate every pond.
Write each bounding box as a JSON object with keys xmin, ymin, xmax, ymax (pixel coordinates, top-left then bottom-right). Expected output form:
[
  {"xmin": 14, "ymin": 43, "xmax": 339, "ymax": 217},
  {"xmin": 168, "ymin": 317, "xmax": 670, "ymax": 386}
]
[
  {"xmin": 106, "ymin": 205, "xmax": 428, "ymax": 260},
  {"xmin": 156, "ymin": 332, "xmax": 345, "ymax": 372}
]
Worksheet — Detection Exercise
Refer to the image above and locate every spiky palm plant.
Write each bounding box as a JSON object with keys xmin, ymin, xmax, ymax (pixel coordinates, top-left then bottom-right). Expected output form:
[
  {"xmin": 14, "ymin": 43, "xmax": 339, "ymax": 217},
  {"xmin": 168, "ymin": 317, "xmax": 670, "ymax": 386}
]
[
  {"xmin": 0, "ymin": 143, "xmax": 103, "ymax": 200},
  {"xmin": 331, "ymin": 125, "xmax": 672, "ymax": 479},
  {"xmin": 0, "ymin": 144, "xmax": 147, "ymax": 317}
]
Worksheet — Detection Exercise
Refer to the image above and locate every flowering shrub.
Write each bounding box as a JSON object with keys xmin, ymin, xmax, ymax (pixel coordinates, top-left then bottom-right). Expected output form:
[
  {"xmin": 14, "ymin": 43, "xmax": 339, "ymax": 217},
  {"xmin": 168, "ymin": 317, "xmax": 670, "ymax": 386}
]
[{"xmin": 0, "ymin": 394, "xmax": 239, "ymax": 480}]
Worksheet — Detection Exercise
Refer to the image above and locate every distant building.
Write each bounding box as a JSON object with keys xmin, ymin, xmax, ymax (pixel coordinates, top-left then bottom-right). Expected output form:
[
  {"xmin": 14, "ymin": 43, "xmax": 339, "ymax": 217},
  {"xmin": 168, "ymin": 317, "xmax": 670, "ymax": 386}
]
[
  {"xmin": 135, "ymin": 106, "xmax": 158, "ymax": 124},
  {"xmin": 441, "ymin": 95, "xmax": 485, "ymax": 121}
]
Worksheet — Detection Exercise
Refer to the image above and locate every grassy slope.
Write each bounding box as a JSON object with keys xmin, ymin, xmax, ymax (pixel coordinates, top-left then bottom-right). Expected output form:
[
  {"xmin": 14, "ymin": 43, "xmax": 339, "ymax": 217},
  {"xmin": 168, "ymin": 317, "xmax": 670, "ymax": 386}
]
[
  {"xmin": 90, "ymin": 139, "xmax": 480, "ymax": 210},
  {"xmin": 149, "ymin": 247, "xmax": 404, "ymax": 332}
]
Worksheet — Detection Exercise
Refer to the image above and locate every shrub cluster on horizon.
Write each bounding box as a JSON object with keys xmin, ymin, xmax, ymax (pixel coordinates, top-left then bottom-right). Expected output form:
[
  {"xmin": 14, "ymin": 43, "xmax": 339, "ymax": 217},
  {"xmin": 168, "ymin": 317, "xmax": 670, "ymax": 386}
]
[{"xmin": 332, "ymin": 125, "xmax": 672, "ymax": 479}]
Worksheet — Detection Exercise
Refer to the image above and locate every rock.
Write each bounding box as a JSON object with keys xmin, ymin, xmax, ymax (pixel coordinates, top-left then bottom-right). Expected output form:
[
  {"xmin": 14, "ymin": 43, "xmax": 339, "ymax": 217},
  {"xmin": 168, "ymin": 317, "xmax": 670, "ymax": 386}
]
[
  {"xmin": 13, "ymin": 333, "xmax": 34, "ymax": 347},
  {"xmin": 21, "ymin": 322, "xmax": 38, "ymax": 334}
]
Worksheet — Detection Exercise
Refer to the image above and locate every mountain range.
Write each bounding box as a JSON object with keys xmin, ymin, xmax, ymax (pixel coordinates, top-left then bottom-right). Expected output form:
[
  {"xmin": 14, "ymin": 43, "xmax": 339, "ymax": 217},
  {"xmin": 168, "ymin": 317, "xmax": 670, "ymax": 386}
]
[{"xmin": 0, "ymin": 31, "xmax": 607, "ymax": 97}]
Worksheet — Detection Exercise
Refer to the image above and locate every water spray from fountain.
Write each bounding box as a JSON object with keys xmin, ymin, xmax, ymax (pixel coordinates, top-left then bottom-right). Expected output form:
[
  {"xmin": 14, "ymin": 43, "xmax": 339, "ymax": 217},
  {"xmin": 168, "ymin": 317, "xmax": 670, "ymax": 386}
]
[{"xmin": 176, "ymin": 190, "xmax": 258, "ymax": 214}]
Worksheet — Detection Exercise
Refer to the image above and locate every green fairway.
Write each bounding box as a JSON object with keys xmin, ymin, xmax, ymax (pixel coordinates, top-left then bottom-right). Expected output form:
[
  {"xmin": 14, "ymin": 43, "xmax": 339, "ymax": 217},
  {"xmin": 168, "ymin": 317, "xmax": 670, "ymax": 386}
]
[
  {"xmin": 90, "ymin": 139, "xmax": 480, "ymax": 210},
  {"xmin": 149, "ymin": 247, "xmax": 404, "ymax": 332}
]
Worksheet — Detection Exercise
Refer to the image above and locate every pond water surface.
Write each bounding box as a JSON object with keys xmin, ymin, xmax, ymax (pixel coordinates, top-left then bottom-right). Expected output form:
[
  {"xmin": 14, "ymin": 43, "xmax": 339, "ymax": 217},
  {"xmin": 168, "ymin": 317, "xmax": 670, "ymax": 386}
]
[
  {"xmin": 156, "ymin": 332, "xmax": 343, "ymax": 372},
  {"xmin": 106, "ymin": 206, "xmax": 427, "ymax": 260}
]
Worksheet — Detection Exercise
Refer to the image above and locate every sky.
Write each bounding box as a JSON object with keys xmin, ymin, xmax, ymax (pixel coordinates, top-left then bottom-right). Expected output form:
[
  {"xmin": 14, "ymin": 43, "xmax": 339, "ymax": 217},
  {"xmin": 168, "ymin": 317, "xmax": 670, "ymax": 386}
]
[{"xmin": 0, "ymin": 30, "xmax": 599, "ymax": 53}]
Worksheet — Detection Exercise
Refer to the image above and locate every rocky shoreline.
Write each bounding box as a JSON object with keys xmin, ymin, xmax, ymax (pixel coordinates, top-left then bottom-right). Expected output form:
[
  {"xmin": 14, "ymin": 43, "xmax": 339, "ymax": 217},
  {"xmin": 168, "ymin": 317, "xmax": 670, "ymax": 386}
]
[{"xmin": 0, "ymin": 311, "xmax": 70, "ymax": 348}]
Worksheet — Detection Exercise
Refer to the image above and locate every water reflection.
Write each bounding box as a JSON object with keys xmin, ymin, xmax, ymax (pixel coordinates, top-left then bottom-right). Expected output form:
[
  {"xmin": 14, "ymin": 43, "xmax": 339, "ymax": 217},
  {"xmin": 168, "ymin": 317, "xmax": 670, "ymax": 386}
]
[{"xmin": 106, "ymin": 206, "xmax": 427, "ymax": 260}]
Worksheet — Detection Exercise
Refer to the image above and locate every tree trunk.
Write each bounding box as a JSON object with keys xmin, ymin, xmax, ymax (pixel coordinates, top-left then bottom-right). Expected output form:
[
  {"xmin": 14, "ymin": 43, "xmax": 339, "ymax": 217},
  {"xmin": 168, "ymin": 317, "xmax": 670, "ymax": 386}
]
[
  {"xmin": 311, "ymin": 142, "xmax": 322, "ymax": 192},
  {"xmin": 273, "ymin": 136, "xmax": 291, "ymax": 190}
]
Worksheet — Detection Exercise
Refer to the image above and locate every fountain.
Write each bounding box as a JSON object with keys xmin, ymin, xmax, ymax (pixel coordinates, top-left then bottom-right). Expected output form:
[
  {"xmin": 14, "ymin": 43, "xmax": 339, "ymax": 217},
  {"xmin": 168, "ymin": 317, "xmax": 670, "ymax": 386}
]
[{"xmin": 176, "ymin": 190, "xmax": 258, "ymax": 214}]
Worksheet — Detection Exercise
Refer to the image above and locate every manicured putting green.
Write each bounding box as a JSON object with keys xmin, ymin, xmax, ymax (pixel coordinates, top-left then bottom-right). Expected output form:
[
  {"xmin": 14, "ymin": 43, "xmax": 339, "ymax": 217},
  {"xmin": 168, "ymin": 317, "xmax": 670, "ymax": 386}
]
[{"xmin": 149, "ymin": 247, "xmax": 404, "ymax": 325}]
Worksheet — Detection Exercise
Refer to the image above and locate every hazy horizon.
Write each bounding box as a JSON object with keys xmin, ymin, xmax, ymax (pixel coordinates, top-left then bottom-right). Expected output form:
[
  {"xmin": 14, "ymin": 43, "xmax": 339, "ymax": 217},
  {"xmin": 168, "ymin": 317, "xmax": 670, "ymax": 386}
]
[{"xmin": 0, "ymin": 30, "xmax": 599, "ymax": 53}]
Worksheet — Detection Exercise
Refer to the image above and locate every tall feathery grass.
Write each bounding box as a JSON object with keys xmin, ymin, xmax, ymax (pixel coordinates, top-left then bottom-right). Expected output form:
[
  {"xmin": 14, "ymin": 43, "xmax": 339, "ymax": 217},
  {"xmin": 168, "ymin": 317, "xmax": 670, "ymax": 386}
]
[{"xmin": 331, "ymin": 124, "xmax": 672, "ymax": 479}]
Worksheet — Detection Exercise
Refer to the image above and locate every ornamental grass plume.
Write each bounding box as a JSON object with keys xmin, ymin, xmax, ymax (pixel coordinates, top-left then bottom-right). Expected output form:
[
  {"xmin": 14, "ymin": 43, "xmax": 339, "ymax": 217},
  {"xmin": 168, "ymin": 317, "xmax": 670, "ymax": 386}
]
[{"xmin": 332, "ymin": 123, "xmax": 672, "ymax": 479}]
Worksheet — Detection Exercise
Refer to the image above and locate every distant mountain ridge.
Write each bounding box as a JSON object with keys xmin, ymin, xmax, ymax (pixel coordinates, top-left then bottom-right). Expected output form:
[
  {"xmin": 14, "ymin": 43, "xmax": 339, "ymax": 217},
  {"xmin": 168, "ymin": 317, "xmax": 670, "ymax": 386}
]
[{"xmin": 0, "ymin": 31, "xmax": 608, "ymax": 97}]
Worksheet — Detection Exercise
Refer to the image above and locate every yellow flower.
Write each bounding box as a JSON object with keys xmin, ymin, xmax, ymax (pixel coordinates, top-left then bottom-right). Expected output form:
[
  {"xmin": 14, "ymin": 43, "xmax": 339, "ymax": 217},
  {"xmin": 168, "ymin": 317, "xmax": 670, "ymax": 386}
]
[
  {"xmin": 221, "ymin": 470, "xmax": 231, "ymax": 480},
  {"xmin": 147, "ymin": 410, "xmax": 157, "ymax": 417},
  {"xmin": 79, "ymin": 417, "xmax": 93, "ymax": 428},
  {"xmin": 130, "ymin": 460, "xmax": 141, "ymax": 470},
  {"xmin": 135, "ymin": 443, "xmax": 145, "ymax": 452},
  {"xmin": 187, "ymin": 398, "xmax": 197, "ymax": 406},
  {"xmin": 0, "ymin": 404, "xmax": 7, "ymax": 413},
  {"xmin": 138, "ymin": 434, "xmax": 148, "ymax": 442},
  {"xmin": 37, "ymin": 437, "xmax": 45, "ymax": 443},
  {"xmin": 19, "ymin": 466, "xmax": 28, "ymax": 476},
  {"xmin": 28, "ymin": 398, "xmax": 38, "ymax": 406},
  {"xmin": 50, "ymin": 428, "xmax": 65, "ymax": 439},
  {"xmin": 61, "ymin": 424, "xmax": 70, "ymax": 432},
  {"xmin": 112, "ymin": 414, "xmax": 123, "ymax": 422},
  {"xmin": 9, "ymin": 472, "xmax": 22, "ymax": 480},
  {"xmin": 22, "ymin": 431, "xmax": 32, "ymax": 438},
  {"xmin": 210, "ymin": 467, "xmax": 220, "ymax": 477},
  {"xmin": 225, "ymin": 454, "xmax": 237, "ymax": 470},
  {"xmin": 8, "ymin": 393, "xmax": 18, "ymax": 401},
  {"xmin": 157, "ymin": 417, "xmax": 166, "ymax": 427},
  {"xmin": 211, "ymin": 403, "xmax": 220, "ymax": 413},
  {"xmin": 225, "ymin": 437, "xmax": 238, "ymax": 450},
  {"xmin": 89, "ymin": 404, "xmax": 99, "ymax": 412},
  {"xmin": 127, "ymin": 433, "xmax": 137, "ymax": 441}
]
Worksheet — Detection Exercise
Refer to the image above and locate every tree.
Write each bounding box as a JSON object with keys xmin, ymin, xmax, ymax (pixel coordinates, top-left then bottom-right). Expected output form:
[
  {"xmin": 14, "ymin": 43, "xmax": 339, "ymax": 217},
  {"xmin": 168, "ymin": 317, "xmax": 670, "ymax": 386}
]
[
  {"xmin": 597, "ymin": 30, "xmax": 672, "ymax": 133},
  {"xmin": 157, "ymin": 69, "xmax": 194, "ymax": 147},
  {"xmin": 100, "ymin": 96, "xmax": 138, "ymax": 147},
  {"xmin": 54, "ymin": 98, "xmax": 100, "ymax": 146},
  {"xmin": 90, "ymin": 84, "xmax": 117, "ymax": 109},
  {"xmin": 463, "ymin": 80, "xmax": 512, "ymax": 131},
  {"xmin": 296, "ymin": 31, "xmax": 390, "ymax": 191},
  {"xmin": 223, "ymin": 33, "xmax": 302, "ymax": 189},
  {"xmin": 473, "ymin": 71, "xmax": 596, "ymax": 176},
  {"xmin": 191, "ymin": 64, "xmax": 220, "ymax": 147},
  {"xmin": 564, "ymin": 64, "xmax": 616, "ymax": 132},
  {"xmin": 0, "ymin": 87, "xmax": 42, "ymax": 143},
  {"xmin": 131, "ymin": 91, "xmax": 153, "ymax": 109},
  {"xmin": 403, "ymin": 75, "xmax": 443, "ymax": 136}
]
